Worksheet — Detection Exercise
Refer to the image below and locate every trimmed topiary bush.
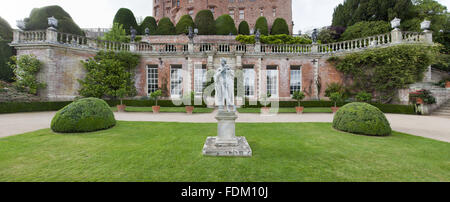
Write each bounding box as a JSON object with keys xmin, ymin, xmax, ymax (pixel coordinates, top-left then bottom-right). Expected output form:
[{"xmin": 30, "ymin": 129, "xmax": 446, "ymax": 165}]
[
  {"xmin": 113, "ymin": 8, "xmax": 139, "ymax": 35},
  {"xmin": 270, "ymin": 18, "xmax": 290, "ymax": 35},
  {"xmin": 194, "ymin": 10, "xmax": 216, "ymax": 35},
  {"xmin": 51, "ymin": 98, "xmax": 116, "ymax": 133},
  {"xmin": 333, "ymin": 102, "xmax": 392, "ymax": 136},
  {"xmin": 0, "ymin": 16, "xmax": 13, "ymax": 82},
  {"xmin": 254, "ymin": 16, "xmax": 269, "ymax": 36},
  {"xmin": 175, "ymin": 15, "xmax": 194, "ymax": 35},
  {"xmin": 238, "ymin": 21, "xmax": 250, "ymax": 35},
  {"xmin": 215, "ymin": 14, "xmax": 237, "ymax": 35},
  {"xmin": 0, "ymin": 16, "xmax": 13, "ymax": 41},
  {"xmin": 155, "ymin": 17, "xmax": 176, "ymax": 35},
  {"xmin": 24, "ymin": 5, "xmax": 84, "ymax": 36},
  {"xmin": 139, "ymin": 16, "xmax": 157, "ymax": 35}
]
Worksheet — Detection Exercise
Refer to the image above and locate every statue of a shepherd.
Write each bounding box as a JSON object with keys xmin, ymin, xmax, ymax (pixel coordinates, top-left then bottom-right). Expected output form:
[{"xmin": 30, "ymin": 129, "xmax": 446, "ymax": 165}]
[{"xmin": 215, "ymin": 58, "xmax": 236, "ymax": 112}]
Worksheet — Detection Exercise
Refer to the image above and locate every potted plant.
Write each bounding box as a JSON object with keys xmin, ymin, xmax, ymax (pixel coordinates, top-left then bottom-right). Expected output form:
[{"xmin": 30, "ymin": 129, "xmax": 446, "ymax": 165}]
[
  {"xmin": 292, "ymin": 91, "xmax": 305, "ymax": 114},
  {"xmin": 446, "ymin": 81, "xmax": 450, "ymax": 89},
  {"xmin": 150, "ymin": 90, "xmax": 162, "ymax": 114},
  {"xmin": 329, "ymin": 92, "xmax": 343, "ymax": 113},
  {"xmin": 409, "ymin": 89, "xmax": 436, "ymax": 105},
  {"xmin": 116, "ymin": 88, "xmax": 127, "ymax": 112},
  {"xmin": 184, "ymin": 91, "xmax": 195, "ymax": 114},
  {"xmin": 260, "ymin": 93, "xmax": 271, "ymax": 114}
]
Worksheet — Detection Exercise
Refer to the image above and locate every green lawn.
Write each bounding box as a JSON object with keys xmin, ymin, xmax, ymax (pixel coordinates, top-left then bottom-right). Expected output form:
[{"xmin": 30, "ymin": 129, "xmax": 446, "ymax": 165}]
[
  {"xmin": 238, "ymin": 107, "xmax": 333, "ymax": 113},
  {"xmin": 0, "ymin": 122, "xmax": 448, "ymax": 182}
]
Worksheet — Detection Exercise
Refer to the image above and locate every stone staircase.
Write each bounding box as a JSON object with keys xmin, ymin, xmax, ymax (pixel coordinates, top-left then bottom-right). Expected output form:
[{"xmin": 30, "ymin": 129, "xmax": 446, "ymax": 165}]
[{"xmin": 433, "ymin": 100, "xmax": 450, "ymax": 117}]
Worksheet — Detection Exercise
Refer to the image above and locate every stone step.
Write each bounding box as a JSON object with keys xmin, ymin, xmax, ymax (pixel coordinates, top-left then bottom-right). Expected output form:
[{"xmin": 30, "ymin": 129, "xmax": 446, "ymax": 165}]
[{"xmin": 433, "ymin": 112, "xmax": 450, "ymax": 116}]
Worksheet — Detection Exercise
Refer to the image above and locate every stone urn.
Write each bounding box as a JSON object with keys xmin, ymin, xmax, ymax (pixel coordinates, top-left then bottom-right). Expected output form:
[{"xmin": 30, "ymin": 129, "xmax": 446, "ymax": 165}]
[
  {"xmin": 117, "ymin": 104, "xmax": 126, "ymax": 112},
  {"xmin": 295, "ymin": 106, "xmax": 304, "ymax": 114},
  {"xmin": 445, "ymin": 81, "xmax": 450, "ymax": 89},
  {"xmin": 185, "ymin": 106, "xmax": 194, "ymax": 114},
  {"xmin": 152, "ymin": 106, "xmax": 160, "ymax": 114},
  {"xmin": 331, "ymin": 107, "xmax": 340, "ymax": 113}
]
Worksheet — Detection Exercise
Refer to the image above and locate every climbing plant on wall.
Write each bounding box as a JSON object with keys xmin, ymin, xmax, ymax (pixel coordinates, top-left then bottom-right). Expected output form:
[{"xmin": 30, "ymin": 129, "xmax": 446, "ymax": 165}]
[
  {"xmin": 9, "ymin": 55, "xmax": 46, "ymax": 95},
  {"xmin": 328, "ymin": 44, "xmax": 438, "ymax": 103}
]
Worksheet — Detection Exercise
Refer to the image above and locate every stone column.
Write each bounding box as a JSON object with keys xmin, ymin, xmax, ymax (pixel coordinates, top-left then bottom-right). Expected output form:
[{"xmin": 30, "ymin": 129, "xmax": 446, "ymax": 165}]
[
  {"xmin": 421, "ymin": 30, "xmax": 433, "ymax": 44},
  {"xmin": 46, "ymin": 27, "xmax": 58, "ymax": 43},
  {"xmin": 207, "ymin": 54, "xmax": 214, "ymax": 70},
  {"xmin": 313, "ymin": 59, "xmax": 320, "ymax": 100},
  {"xmin": 391, "ymin": 28, "xmax": 403, "ymax": 44},
  {"xmin": 255, "ymin": 42, "xmax": 261, "ymax": 53},
  {"xmin": 188, "ymin": 41, "xmax": 194, "ymax": 53}
]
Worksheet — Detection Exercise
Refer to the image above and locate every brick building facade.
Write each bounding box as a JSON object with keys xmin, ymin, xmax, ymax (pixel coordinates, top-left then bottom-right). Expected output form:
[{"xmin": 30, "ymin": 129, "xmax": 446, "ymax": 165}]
[{"xmin": 153, "ymin": 0, "xmax": 293, "ymax": 34}]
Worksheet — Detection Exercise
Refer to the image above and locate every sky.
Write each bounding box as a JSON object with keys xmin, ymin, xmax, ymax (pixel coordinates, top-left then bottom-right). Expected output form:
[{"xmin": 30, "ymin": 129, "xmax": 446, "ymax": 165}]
[{"xmin": 1, "ymin": 0, "xmax": 450, "ymax": 33}]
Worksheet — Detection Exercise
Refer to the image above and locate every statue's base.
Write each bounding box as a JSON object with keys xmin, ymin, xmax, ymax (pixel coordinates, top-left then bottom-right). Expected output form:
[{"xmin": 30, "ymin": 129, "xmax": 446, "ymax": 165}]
[{"xmin": 202, "ymin": 137, "xmax": 252, "ymax": 157}]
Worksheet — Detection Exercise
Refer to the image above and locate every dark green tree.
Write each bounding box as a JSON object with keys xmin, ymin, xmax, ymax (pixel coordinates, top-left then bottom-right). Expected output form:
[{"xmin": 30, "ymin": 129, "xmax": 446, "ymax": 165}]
[
  {"xmin": 215, "ymin": 14, "xmax": 237, "ymax": 35},
  {"xmin": 238, "ymin": 21, "xmax": 250, "ymax": 35},
  {"xmin": 23, "ymin": 5, "xmax": 83, "ymax": 35},
  {"xmin": 175, "ymin": 15, "xmax": 194, "ymax": 35},
  {"xmin": 155, "ymin": 17, "xmax": 176, "ymax": 35},
  {"xmin": 270, "ymin": 18, "xmax": 290, "ymax": 35},
  {"xmin": 113, "ymin": 8, "xmax": 138, "ymax": 35},
  {"xmin": 194, "ymin": 10, "xmax": 216, "ymax": 35},
  {"xmin": 254, "ymin": 16, "xmax": 269, "ymax": 35},
  {"xmin": 139, "ymin": 16, "xmax": 157, "ymax": 35},
  {"xmin": 0, "ymin": 16, "xmax": 14, "ymax": 82},
  {"xmin": 340, "ymin": 21, "xmax": 391, "ymax": 41}
]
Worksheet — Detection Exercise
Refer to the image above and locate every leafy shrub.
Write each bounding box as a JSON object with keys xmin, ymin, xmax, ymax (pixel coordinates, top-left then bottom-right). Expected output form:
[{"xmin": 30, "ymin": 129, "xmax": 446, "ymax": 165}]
[
  {"xmin": 329, "ymin": 44, "xmax": 438, "ymax": 103},
  {"xmin": 238, "ymin": 21, "xmax": 250, "ymax": 35},
  {"xmin": 333, "ymin": 102, "xmax": 392, "ymax": 136},
  {"xmin": 103, "ymin": 23, "xmax": 128, "ymax": 43},
  {"xmin": 150, "ymin": 90, "xmax": 162, "ymax": 106},
  {"xmin": 24, "ymin": 5, "xmax": 83, "ymax": 35},
  {"xmin": 254, "ymin": 17, "xmax": 269, "ymax": 36},
  {"xmin": 176, "ymin": 15, "xmax": 194, "ymax": 35},
  {"xmin": 78, "ymin": 51, "xmax": 139, "ymax": 100},
  {"xmin": 355, "ymin": 91, "xmax": 372, "ymax": 102},
  {"xmin": 0, "ymin": 101, "xmax": 72, "ymax": 114},
  {"xmin": 51, "ymin": 98, "xmax": 116, "ymax": 133},
  {"xmin": 235, "ymin": 34, "xmax": 312, "ymax": 44},
  {"xmin": 270, "ymin": 18, "xmax": 290, "ymax": 35},
  {"xmin": 139, "ymin": 16, "xmax": 157, "ymax": 35},
  {"xmin": 113, "ymin": 8, "xmax": 138, "ymax": 35},
  {"xmin": 292, "ymin": 91, "xmax": 305, "ymax": 107},
  {"xmin": 340, "ymin": 21, "xmax": 391, "ymax": 41},
  {"xmin": 155, "ymin": 17, "xmax": 176, "ymax": 35},
  {"xmin": 215, "ymin": 15, "xmax": 237, "ymax": 35},
  {"xmin": 194, "ymin": 10, "xmax": 216, "ymax": 35},
  {"xmin": 9, "ymin": 55, "xmax": 46, "ymax": 95},
  {"xmin": 325, "ymin": 82, "xmax": 349, "ymax": 98},
  {"xmin": 329, "ymin": 92, "xmax": 344, "ymax": 107}
]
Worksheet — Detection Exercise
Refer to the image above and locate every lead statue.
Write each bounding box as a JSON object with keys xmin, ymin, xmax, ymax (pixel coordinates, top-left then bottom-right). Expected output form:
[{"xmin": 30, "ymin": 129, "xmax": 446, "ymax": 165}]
[{"xmin": 215, "ymin": 58, "xmax": 236, "ymax": 112}]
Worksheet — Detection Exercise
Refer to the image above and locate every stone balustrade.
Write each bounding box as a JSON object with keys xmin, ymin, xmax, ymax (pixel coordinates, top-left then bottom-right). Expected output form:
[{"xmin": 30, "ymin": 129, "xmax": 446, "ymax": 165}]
[{"xmin": 11, "ymin": 27, "xmax": 432, "ymax": 56}]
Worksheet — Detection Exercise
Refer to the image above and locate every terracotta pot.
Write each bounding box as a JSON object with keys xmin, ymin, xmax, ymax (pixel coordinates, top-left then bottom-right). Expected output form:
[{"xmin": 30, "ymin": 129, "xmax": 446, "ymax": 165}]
[
  {"xmin": 331, "ymin": 107, "xmax": 340, "ymax": 113},
  {"xmin": 117, "ymin": 104, "xmax": 126, "ymax": 112},
  {"xmin": 185, "ymin": 106, "xmax": 194, "ymax": 114},
  {"xmin": 445, "ymin": 81, "xmax": 450, "ymax": 89},
  {"xmin": 295, "ymin": 106, "xmax": 304, "ymax": 114},
  {"xmin": 152, "ymin": 106, "xmax": 160, "ymax": 114},
  {"xmin": 261, "ymin": 107, "xmax": 270, "ymax": 114},
  {"xmin": 416, "ymin": 98, "xmax": 424, "ymax": 105}
]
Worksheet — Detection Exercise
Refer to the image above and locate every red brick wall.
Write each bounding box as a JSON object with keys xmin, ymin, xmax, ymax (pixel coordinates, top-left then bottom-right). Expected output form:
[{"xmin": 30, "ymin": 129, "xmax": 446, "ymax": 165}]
[{"xmin": 153, "ymin": 0, "xmax": 293, "ymax": 34}]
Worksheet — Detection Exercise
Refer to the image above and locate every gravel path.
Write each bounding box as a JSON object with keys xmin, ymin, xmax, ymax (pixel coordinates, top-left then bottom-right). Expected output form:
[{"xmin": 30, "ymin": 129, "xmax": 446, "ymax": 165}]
[{"xmin": 0, "ymin": 111, "xmax": 449, "ymax": 143}]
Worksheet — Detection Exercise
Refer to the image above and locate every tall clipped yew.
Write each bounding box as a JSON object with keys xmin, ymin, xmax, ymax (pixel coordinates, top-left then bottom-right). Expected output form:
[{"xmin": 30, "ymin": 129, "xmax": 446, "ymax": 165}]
[
  {"xmin": 155, "ymin": 17, "xmax": 176, "ymax": 35},
  {"xmin": 0, "ymin": 16, "xmax": 12, "ymax": 41},
  {"xmin": 23, "ymin": 5, "xmax": 83, "ymax": 35},
  {"xmin": 238, "ymin": 21, "xmax": 250, "ymax": 35},
  {"xmin": 254, "ymin": 16, "xmax": 269, "ymax": 35},
  {"xmin": 113, "ymin": 8, "xmax": 138, "ymax": 35},
  {"xmin": 194, "ymin": 10, "xmax": 216, "ymax": 35},
  {"xmin": 271, "ymin": 18, "xmax": 290, "ymax": 35},
  {"xmin": 0, "ymin": 16, "xmax": 13, "ymax": 82},
  {"xmin": 176, "ymin": 15, "xmax": 194, "ymax": 35},
  {"xmin": 215, "ymin": 15, "xmax": 237, "ymax": 35},
  {"xmin": 139, "ymin": 16, "xmax": 157, "ymax": 35}
]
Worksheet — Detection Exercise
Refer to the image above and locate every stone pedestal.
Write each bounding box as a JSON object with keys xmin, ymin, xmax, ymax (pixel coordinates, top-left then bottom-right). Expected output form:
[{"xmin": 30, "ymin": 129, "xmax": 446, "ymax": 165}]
[{"xmin": 202, "ymin": 111, "xmax": 252, "ymax": 157}]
